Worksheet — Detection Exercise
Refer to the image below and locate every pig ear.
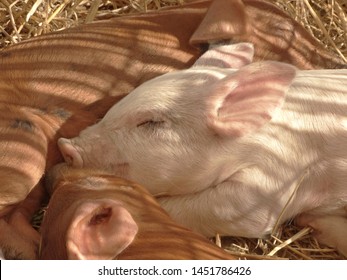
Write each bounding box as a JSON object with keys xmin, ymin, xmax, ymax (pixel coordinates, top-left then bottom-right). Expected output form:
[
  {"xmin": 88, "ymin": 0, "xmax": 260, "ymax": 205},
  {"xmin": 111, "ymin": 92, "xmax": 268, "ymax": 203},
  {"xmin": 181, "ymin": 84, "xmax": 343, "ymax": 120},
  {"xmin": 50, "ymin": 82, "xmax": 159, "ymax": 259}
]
[
  {"xmin": 66, "ymin": 200, "xmax": 138, "ymax": 260},
  {"xmin": 193, "ymin": 43, "xmax": 254, "ymax": 69},
  {"xmin": 207, "ymin": 61, "xmax": 296, "ymax": 137},
  {"xmin": 58, "ymin": 138, "xmax": 83, "ymax": 168},
  {"xmin": 190, "ymin": 0, "xmax": 250, "ymax": 45}
]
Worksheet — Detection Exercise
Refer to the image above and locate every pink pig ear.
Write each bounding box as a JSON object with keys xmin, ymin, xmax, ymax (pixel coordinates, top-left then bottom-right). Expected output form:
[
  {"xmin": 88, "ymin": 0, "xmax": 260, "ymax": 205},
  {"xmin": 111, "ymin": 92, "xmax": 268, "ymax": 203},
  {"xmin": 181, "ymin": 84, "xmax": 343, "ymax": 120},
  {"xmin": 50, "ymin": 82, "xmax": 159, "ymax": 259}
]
[
  {"xmin": 193, "ymin": 43, "xmax": 254, "ymax": 69},
  {"xmin": 58, "ymin": 138, "xmax": 83, "ymax": 168},
  {"xmin": 207, "ymin": 61, "xmax": 297, "ymax": 137},
  {"xmin": 66, "ymin": 200, "xmax": 138, "ymax": 260}
]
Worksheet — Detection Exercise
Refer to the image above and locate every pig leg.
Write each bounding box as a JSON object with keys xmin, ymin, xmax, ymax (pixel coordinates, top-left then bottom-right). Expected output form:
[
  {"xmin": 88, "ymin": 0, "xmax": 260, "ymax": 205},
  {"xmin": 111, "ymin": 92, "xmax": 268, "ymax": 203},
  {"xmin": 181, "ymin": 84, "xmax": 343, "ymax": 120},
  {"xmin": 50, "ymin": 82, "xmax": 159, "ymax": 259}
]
[
  {"xmin": 296, "ymin": 209, "xmax": 347, "ymax": 257},
  {"xmin": 0, "ymin": 183, "xmax": 45, "ymax": 259}
]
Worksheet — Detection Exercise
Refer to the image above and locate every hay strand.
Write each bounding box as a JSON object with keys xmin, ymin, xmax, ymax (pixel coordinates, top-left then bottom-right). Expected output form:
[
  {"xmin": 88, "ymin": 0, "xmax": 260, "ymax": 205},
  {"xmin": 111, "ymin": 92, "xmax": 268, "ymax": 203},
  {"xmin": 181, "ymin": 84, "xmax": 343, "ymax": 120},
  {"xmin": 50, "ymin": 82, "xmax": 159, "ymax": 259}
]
[
  {"xmin": 303, "ymin": 0, "xmax": 347, "ymax": 62},
  {"xmin": 268, "ymin": 227, "xmax": 313, "ymax": 257},
  {"xmin": 268, "ymin": 0, "xmax": 347, "ymax": 62},
  {"xmin": 271, "ymin": 168, "xmax": 309, "ymax": 236}
]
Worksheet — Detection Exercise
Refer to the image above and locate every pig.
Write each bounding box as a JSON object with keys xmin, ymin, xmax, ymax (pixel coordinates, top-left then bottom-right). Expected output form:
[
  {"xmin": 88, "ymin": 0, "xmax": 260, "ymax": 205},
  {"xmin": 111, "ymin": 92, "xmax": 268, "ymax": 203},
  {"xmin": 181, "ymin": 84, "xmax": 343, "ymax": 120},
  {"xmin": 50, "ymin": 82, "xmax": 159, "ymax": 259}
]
[
  {"xmin": 39, "ymin": 164, "xmax": 237, "ymax": 260},
  {"xmin": 0, "ymin": 0, "xmax": 346, "ymax": 259},
  {"xmin": 59, "ymin": 42, "xmax": 347, "ymax": 257}
]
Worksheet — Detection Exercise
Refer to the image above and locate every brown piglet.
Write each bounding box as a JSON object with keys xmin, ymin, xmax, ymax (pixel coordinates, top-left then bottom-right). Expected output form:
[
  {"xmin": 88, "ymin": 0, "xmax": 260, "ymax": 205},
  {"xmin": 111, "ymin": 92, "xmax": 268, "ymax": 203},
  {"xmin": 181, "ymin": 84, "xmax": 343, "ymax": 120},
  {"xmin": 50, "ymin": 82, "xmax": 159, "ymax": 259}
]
[{"xmin": 39, "ymin": 164, "xmax": 237, "ymax": 260}]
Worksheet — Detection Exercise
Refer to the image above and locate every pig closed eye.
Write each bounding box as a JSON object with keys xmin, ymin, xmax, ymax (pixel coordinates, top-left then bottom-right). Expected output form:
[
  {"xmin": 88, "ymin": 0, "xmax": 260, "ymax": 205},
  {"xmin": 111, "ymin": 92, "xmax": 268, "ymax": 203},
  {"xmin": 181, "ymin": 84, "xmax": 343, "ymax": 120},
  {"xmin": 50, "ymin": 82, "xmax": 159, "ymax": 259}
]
[{"xmin": 136, "ymin": 120, "xmax": 165, "ymax": 128}]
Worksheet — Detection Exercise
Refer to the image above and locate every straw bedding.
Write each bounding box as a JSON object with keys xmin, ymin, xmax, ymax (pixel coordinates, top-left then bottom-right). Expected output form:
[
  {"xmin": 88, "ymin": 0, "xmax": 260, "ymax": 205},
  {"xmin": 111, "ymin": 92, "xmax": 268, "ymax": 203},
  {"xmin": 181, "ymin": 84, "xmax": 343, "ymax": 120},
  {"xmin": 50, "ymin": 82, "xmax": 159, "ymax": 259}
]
[{"xmin": 0, "ymin": 0, "xmax": 346, "ymax": 260}]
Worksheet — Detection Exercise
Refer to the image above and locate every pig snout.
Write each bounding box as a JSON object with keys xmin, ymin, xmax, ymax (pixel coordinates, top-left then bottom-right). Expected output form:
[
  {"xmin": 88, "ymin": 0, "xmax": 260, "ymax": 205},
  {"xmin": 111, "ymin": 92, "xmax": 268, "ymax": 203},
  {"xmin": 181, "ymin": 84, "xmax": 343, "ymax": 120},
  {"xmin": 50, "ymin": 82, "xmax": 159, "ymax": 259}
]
[{"xmin": 58, "ymin": 138, "xmax": 83, "ymax": 168}]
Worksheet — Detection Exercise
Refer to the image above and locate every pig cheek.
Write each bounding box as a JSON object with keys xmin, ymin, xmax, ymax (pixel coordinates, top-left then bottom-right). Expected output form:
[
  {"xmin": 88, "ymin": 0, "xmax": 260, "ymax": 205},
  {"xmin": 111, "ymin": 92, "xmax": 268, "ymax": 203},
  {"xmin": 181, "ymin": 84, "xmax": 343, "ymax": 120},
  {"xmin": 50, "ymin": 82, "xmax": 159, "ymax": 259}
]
[
  {"xmin": 116, "ymin": 129, "xmax": 180, "ymax": 188},
  {"xmin": 127, "ymin": 150, "xmax": 178, "ymax": 193},
  {"xmin": 97, "ymin": 132, "xmax": 132, "ymax": 177}
]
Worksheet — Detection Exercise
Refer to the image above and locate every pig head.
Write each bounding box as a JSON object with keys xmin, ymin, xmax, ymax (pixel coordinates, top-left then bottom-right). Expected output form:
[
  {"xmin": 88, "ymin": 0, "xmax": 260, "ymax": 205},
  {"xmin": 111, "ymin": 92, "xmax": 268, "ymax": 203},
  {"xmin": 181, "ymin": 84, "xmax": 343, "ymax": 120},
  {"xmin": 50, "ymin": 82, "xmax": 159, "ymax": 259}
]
[
  {"xmin": 59, "ymin": 42, "xmax": 347, "ymax": 256},
  {"xmin": 39, "ymin": 164, "xmax": 236, "ymax": 260},
  {"xmin": 58, "ymin": 42, "xmax": 258, "ymax": 195}
]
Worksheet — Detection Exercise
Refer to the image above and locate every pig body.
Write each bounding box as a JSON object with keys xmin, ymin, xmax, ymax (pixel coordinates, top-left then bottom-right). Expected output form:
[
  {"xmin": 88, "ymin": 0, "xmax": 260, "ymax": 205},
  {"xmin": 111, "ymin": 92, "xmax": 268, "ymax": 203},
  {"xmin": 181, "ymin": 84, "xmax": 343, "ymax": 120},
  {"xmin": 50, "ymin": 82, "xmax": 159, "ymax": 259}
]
[
  {"xmin": 39, "ymin": 165, "xmax": 236, "ymax": 260},
  {"xmin": 59, "ymin": 43, "xmax": 347, "ymax": 256}
]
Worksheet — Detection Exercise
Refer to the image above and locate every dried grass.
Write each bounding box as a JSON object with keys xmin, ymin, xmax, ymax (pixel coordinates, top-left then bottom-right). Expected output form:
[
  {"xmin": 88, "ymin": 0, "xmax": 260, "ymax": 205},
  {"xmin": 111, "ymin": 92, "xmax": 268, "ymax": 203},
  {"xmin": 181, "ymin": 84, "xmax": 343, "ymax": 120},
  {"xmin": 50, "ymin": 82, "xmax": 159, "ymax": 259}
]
[
  {"xmin": 268, "ymin": 0, "xmax": 347, "ymax": 62},
  {"xmin": 0, "ymin": 0, "xmax": 346, "ymax": 260},
  {"xmin": 218, "ymin": 224, "xmax": 344, "ymax": 260},
  {"xmin": 0, "ymin": 0, "xmax": 184, "ymax": 47}
]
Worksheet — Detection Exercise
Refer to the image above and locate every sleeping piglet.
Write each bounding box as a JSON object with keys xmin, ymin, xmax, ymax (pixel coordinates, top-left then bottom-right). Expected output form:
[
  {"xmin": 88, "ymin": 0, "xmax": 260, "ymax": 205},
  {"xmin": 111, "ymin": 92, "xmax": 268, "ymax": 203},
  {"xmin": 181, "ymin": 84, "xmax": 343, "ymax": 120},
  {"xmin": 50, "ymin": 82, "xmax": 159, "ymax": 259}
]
[
  {"xmin": 58, "ymin": 43, "xmax": 347, "ymax": 256},
  {"xmin": 40, "ymin": 164, "xmax": 236, "ymax": 260}
]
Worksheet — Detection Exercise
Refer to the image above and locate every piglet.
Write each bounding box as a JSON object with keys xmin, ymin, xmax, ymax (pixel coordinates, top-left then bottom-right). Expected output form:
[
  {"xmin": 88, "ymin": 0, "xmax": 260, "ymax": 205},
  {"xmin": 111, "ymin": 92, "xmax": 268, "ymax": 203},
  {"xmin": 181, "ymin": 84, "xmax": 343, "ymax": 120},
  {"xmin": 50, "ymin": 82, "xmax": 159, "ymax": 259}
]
[
  {"xmin": 58, "ymin": 42, "xmax": 347, "ymax": 256},
  {"xmin": 40, "ymin": 164, "xmax": 236, "ymax": 260}
]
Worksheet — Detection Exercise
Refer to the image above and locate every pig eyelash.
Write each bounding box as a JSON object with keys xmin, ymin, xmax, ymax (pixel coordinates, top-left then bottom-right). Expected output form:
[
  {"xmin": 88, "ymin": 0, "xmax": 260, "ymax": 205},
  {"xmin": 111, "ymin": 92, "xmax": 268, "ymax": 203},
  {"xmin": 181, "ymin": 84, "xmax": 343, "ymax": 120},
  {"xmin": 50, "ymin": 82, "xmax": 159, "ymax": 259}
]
[{"xmin": 136, "ymin": 120, "xmax": 165, "ymax": 128}]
